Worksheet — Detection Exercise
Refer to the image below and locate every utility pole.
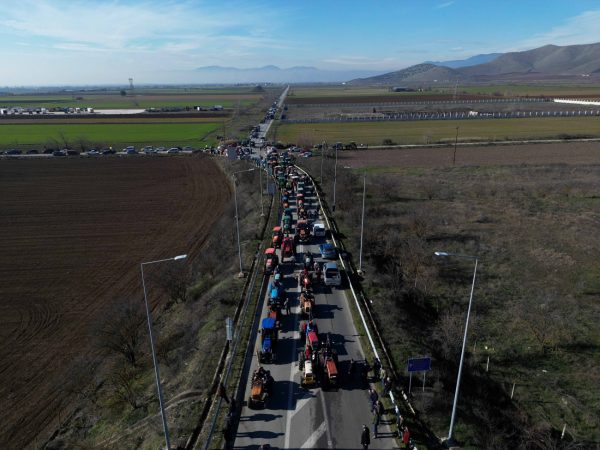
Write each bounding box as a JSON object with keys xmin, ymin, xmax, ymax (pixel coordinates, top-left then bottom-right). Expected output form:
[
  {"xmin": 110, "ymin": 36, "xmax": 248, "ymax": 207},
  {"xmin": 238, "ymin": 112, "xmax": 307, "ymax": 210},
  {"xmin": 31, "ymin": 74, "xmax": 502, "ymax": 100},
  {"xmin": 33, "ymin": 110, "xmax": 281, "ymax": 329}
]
[
  {"xmin": 358, "ymin": 172, "xmax": 366, "ymax": 274},
  {"xmin": 332, "ymin": 144, "xmax": 338, "ymax": 212},
  {"xmin": 453, "ymin": 126, "xmax": 459, "ymax": 165}
]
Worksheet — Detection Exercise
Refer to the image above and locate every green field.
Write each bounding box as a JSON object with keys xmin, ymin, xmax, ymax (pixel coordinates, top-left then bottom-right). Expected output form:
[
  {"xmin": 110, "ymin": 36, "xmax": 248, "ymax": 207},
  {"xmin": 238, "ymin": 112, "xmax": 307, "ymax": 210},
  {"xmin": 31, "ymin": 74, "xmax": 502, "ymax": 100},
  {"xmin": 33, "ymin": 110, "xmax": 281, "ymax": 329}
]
[
  {"xmin": 273, "ymin": 116, "xmax": 600, "ymax": 146},
  {"xmin": 0, "ymin": 122, "xmax": 221, "ymax": 148}
]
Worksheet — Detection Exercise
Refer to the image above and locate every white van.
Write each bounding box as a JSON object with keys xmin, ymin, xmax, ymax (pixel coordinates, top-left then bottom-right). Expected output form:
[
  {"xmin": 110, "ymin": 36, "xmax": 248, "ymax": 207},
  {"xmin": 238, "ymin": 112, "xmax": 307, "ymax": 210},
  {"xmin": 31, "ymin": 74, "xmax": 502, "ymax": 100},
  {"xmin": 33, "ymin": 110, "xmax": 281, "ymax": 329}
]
[
  {"xmin": 312, "ymin": 222, "xmax": 326, "ymax": 237},
  {"xmin": 323, "ymin": 262, "xmax": 341, "ymax": 287}
]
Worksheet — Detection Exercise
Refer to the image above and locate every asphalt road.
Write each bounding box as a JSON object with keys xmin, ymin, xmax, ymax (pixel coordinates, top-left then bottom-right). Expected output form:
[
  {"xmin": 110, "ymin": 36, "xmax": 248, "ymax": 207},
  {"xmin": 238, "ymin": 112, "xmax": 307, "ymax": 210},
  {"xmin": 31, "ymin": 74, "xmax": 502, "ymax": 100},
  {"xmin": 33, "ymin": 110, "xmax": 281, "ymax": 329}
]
[{"xmin": 233, "ymin": 165, "xmax": 397, "ymax": 449}]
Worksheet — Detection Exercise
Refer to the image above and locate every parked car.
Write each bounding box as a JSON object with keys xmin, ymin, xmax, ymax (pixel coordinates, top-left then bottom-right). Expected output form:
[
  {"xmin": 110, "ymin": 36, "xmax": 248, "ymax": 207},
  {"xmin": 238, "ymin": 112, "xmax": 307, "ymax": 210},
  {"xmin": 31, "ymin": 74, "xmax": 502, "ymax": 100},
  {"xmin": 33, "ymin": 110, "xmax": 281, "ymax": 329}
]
[
  {"xmin": 167, "ymin": 147, "xmax": 180, "ymax": 154},
  {"xmin": 126, "ymin": 148, "xmax": 138, "ymax": 155},
  {"xmin": 87, "ymin": 149, "xmax": 100, "ymax": 156},
  {"xmin": 27, "ymin": 149, "xmax": 39, "ymax": 154},
  {"xmin": 52, "ymin": 150, "xmax": 66, "ymax": 157},
  {"xmin": 319, "ymin": 243, "xmax": 337, "ymax": 259},
  {"xmin": 66, "ymin": 150, "xmax": 79, "ymax": 156},
  {"xmin": 6, "ymin": 149, "xmax": 22, "ymax": 155},
  {"xmin": 101, "ymin": 148, "xmax": 115, "ymax": 155},
  {"xmin": 323, "ymin": 262, "xmax": 342, "ymax": 287}
]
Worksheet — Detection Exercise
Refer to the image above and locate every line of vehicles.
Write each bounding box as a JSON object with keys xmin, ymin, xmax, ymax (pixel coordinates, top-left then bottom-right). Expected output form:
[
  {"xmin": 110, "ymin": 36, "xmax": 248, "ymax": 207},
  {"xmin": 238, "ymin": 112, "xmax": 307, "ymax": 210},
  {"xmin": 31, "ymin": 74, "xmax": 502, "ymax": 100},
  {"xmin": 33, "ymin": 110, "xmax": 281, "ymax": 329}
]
[
  {"xmin": 248, "ymin": 150, "xmax": 343, "ymax": 408},
  {"xmin": 0, "ymin": 144, "xmax": 210, "ymax": 157}
]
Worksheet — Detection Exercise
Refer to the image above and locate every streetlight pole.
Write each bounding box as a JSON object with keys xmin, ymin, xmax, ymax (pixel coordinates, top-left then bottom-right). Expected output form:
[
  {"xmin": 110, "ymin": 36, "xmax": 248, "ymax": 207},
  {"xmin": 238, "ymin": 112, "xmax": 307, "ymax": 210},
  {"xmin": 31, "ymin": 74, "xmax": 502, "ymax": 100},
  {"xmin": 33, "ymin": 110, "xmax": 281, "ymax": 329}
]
[
  {"xmin": 320, "ymin": 140, "xmax": 326, "ymax": 185},
  {"xmin": 358, "ymin": 172, "xmax": 366, "ymax": 274},
  {"xmin": 434, "ymin": 251, "xmax": 478, "ymax": 444},
  {"xmin": 332, "ymin": 145, "xmax": 338, "ymax": 212},
  {"xmin": 453, "ymin": 126, "xmax": 459, "ymax": 165},
  {"xmin": 140, "ymin": 254, "xmax": 188, "ymax": 450},
  {"xmin": 233, "ymin": 167, "xmax": 256, "ymax": 276}
]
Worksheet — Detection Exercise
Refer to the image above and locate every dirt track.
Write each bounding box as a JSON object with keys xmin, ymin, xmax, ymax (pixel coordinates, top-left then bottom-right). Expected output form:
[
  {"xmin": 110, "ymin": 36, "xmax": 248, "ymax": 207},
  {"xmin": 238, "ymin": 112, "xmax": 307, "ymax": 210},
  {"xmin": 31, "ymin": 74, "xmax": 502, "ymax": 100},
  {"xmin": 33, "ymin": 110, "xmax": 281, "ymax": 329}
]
[
  {"xmin": 341, "ymin": 141, "xmax": 600, "ymax": 168},
  {"xmin": 0, "ymin": 156, "xmax": 230, "ymax": 448}
]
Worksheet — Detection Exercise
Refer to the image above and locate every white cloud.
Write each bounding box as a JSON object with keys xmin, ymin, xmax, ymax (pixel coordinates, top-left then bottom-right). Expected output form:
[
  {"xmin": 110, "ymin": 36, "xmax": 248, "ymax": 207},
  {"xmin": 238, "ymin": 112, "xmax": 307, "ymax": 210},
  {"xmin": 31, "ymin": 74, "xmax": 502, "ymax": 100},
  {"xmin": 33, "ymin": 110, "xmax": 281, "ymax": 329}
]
[
  {"xmin": 0, "ymin": 0, "xmax": 285, "ymax": 52},
  {"xmin": 435, "ymin": 1, "xmax": 455, "ymax": 9},
  {"xmin": 516, "ymin": 9, "xmax": 600, "ymax": 50}
]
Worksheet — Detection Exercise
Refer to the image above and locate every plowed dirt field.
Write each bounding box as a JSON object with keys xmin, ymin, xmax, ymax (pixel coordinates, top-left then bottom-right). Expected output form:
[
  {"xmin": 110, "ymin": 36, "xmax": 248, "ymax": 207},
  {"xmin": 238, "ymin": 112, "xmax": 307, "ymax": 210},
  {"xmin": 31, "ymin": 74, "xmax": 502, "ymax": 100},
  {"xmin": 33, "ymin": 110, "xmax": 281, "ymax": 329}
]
[
  {"xmin": 341, "ymin": 141, "xmax": 600, "ymax": 169},
  {"xmin": 0, "ymin": 156, "xmax": 230, "ymax": 448}
]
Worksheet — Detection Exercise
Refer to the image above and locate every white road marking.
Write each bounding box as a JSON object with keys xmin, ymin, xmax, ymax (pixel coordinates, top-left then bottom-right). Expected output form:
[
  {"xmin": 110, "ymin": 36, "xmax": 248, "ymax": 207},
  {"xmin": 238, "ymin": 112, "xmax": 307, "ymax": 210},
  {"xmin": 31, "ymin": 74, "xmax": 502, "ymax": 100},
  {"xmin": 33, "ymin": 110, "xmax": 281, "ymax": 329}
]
[
  {"xmin": 284, "ymin": 278, "xmax": 301, "ymax": 449},
  {"xmin": 318, "ymin": 387, "xmax": 335, "ymax": 448},
  {"xmin": 300, "ymin": 420, "xmax": 327, "ymax": 449}
]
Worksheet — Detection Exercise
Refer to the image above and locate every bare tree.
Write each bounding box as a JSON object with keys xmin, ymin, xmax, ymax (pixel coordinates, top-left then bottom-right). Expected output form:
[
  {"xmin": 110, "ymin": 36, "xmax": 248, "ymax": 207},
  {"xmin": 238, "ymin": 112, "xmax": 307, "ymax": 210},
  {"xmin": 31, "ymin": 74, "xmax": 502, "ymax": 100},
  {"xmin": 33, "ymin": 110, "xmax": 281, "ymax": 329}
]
[
  {"xmin": 107, "ymin": 363, "xmax": 145, "ymax": 409},
  {"xmin": 432, "ymin": 309, "xmax": 466, "ymax": 361},
  {"xmin": 156, "ymin": 264, "xmax": 193, "ymax": 304},
  {"xmin": 517, "ymin": 292, "xmax": 573, "ymax": 355},
  {"xmin": 96, "ymin": 300, "xmax": 146, "ymax": 367}
]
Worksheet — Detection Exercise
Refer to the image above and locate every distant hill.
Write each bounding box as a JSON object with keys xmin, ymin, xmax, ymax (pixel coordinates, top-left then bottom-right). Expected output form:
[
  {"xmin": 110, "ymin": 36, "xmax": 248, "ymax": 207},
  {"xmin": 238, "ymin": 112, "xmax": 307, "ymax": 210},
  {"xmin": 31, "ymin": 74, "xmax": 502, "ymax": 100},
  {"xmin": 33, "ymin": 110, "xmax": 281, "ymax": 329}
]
[
  {"xmin": 427, "ymin": 53, "xmax": 501, "ymax": 68},
  {"xmin": 349, "ymin": 63, "xmax": 462, "ymax": 85},
  {"xmin": 194, "ymin": 65, "xmax": 383, "ymax": 83},
  {"xmin": 349, "ymin": 43, "xmax": 600, "ymax": 85},
  {"xmin": 460, "ymin": 43, "xmax": 600, "ymax": 76}
]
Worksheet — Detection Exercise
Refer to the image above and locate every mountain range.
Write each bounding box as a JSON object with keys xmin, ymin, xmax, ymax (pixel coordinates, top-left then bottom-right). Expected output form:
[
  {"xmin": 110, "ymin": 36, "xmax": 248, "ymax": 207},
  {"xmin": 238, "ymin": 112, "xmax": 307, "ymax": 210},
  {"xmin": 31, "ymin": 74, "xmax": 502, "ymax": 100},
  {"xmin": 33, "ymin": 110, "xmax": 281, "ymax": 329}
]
[
  {"xmin": 194, "ymin": 65, "xmax": 381, "ymax": 83},
  {"xmin": 426, "ymin": 53, "xmax": 502, "ymax": 68},
  {"xmin": 349, "ymin": 43, "xmax": 600, "ymax": 85}
]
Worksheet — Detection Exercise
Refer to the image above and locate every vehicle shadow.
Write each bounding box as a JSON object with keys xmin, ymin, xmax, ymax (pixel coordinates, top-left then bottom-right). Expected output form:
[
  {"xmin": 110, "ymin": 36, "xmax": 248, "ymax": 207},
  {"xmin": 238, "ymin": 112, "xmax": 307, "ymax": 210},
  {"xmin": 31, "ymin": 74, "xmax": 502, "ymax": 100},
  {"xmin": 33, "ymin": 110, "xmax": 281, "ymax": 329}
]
[
  {"xmin": 327, "ymin": 332, "xmax": 353, "ymax": 357},
  {"xmin": 314, "ymin": 302, "xmax": 341, "ymax": 319},
  {"xmin": 234, "ymin": 430, "xmax": 284, "ymax": 440},
  {"xmin": 265, "ymin": 379, "xmax": 314, "ymax": 411},
  {"xmin": 238, "ymin": 413, "xmax": 283, "ymax": 422},
  {"xmin": 337, "ymin": 360, "xmax": 371, "ymax": 392}
]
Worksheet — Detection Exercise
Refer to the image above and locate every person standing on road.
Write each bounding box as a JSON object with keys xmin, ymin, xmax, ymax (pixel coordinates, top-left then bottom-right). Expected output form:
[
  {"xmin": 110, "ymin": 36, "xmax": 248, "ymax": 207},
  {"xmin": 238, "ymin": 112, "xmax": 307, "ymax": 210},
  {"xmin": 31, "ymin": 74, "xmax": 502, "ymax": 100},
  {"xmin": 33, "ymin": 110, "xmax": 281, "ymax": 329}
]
[
  {"xmin": 372, "ymin": 411, "xmax": 380, "ymax": 439},
  {"xmin": 361, "ymin": 424, "xmax": 371, "ymax": 449},
  {"xmin": 284, "ymin": 297, "xmax": 290, "ymax": 315}
]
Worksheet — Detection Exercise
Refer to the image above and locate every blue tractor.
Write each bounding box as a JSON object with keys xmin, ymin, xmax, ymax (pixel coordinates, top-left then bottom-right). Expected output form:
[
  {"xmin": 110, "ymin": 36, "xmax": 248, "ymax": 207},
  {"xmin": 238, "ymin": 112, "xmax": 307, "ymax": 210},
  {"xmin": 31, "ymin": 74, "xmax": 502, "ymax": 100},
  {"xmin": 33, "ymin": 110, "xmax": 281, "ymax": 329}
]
[{"xmin": 259, "ymin": 317, "xmax": 278, "ymax": 363}]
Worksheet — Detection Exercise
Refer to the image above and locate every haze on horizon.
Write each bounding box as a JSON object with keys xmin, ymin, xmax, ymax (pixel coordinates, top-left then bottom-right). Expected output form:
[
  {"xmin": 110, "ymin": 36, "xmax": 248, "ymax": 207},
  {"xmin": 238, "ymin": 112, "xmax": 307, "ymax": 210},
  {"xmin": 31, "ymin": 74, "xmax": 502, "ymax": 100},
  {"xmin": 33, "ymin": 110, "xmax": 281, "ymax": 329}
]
[{"xmin": 2, "ymin": 0, "xmax": 600, "ymax": 86}]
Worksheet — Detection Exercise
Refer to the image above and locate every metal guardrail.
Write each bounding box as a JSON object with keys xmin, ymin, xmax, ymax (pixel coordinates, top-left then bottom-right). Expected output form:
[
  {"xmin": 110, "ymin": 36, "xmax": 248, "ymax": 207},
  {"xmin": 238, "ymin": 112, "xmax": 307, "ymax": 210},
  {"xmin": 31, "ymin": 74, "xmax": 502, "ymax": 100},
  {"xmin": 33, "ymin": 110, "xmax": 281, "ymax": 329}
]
[
  {"xmin": 288, "ymin": 97, "xmax": 548, "ymax": 108},
  {"xmin": 282, "ymin": 109, "xmax": 600, "ymax": 124}
]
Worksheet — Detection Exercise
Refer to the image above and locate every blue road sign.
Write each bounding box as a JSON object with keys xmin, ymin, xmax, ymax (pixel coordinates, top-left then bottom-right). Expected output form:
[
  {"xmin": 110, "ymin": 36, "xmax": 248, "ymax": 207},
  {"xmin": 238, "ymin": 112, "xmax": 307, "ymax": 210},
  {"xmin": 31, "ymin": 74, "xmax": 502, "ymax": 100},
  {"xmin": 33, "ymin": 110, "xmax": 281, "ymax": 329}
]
[{"xmin": 408, "ymin": 356, "xmax": 431, "ymax": 372}]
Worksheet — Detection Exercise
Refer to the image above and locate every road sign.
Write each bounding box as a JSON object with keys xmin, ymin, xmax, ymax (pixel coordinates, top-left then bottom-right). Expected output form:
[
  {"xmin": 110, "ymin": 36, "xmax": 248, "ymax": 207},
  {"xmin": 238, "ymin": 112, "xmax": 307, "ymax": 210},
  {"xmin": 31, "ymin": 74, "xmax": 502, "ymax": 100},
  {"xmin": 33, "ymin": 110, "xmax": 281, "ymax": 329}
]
[
  {"xmin": 225, "ymin": 317, "xmax": 233, "ymax": 341},
  {"xmin": 408, "ymin": 356, "xmax": 431, "ymax": 373}
]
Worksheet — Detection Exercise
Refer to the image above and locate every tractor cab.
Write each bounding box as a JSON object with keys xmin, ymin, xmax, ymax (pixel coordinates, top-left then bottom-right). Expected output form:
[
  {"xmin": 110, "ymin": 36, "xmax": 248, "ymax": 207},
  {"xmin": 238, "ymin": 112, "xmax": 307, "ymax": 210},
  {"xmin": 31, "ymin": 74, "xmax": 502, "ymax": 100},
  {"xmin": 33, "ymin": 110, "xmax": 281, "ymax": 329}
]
[{"xmin": 297, "ymin": 220, "xmax": 310, "ymax": 243}]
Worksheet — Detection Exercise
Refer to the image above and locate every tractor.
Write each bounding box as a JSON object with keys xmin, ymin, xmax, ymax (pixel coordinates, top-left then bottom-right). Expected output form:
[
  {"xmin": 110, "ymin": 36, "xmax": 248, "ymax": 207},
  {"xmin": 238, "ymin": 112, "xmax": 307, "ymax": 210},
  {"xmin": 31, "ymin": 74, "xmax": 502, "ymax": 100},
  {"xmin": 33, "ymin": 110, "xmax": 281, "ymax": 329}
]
[
  {"xmin": 248, "ymin": 367, "xmax": 274, "ymax": 408},
  {"xmin": 271, "ymin": 226, "xmax": 283, "ymax": 248},
  {"xmin": 258, "ymin": 317, "xmax": 278, "ymax": 363},
  {"xmin": 264, "ymin": 247, "xmax": 279, "ymax": 274},
  {"xmin": 282, "ymin": 237, "xmax": 294, "ymax": 261}
]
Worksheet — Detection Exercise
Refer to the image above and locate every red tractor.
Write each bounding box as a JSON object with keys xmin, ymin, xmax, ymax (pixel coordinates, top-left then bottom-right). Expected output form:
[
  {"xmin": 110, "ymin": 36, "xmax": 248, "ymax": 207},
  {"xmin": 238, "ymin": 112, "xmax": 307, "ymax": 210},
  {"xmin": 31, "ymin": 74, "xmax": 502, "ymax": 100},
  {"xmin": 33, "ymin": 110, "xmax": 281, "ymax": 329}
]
[
  {"xmin": 264, "ymin": 248, "xmax": 279, "ymax": 274},
  {"xmin": 297, "ymin": 220, "xmax": 310, "ymax": 243},
  {"xmin": 282, "ymin": 237, "xmax": 294, "ymax": 261},
  {"xmin": 271, "ymin": 226, "xmax": 283, "ymax": 248}
]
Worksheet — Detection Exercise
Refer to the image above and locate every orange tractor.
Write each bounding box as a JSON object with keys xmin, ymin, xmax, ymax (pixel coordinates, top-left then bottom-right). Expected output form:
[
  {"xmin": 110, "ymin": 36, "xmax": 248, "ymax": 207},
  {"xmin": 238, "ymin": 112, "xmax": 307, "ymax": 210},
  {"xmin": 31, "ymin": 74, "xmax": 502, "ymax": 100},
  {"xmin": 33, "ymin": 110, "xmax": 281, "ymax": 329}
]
[{"xmin": 271, "ymin": 226, "xmax": 283, "ymax": 248}]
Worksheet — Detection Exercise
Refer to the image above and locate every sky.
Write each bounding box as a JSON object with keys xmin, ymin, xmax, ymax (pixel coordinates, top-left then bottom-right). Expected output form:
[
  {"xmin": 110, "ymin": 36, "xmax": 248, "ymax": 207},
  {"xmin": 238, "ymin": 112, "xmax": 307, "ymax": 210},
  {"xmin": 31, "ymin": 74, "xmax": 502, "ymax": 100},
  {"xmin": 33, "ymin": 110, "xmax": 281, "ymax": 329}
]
[{"xmin": 2, "ymin": 0, "xmax": 600, "ymax": 86}]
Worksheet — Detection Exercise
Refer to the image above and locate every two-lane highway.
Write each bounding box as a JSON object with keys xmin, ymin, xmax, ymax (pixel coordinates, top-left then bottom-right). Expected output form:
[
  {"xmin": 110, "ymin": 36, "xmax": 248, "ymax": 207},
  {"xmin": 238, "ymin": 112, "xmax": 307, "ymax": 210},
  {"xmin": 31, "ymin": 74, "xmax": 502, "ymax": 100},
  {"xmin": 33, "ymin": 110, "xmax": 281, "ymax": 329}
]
[{"xmin": 233, "ymin": 166, "xmax": 396, "ymax": 449}]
